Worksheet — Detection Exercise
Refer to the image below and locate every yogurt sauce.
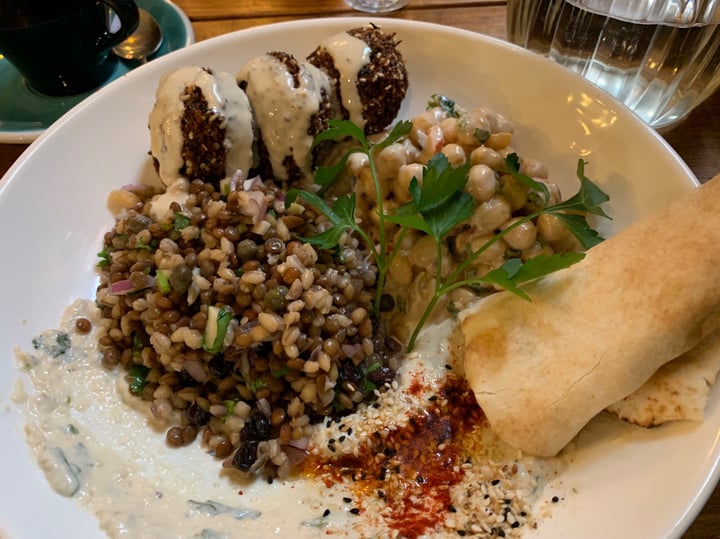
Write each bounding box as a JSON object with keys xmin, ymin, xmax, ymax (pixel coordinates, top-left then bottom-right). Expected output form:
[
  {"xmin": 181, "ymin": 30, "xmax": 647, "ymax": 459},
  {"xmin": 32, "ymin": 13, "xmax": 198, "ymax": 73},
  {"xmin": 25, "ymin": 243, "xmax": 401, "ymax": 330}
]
[
  {"xmin": 149, "ymin": 66, "xmax": 255, "ymax": 187},
  {"xmin": 13, "ymin": 299, "xmax": 557, "ymax": 538},
  {"xmin": 237, "ymin": 55, "xmax": 331, "ymax": 181},
  {"xmin": 317, "ymin": 32, "xmax": 371, "ymax": 130},
  {"xmin": 14, "ymin": 300, "xmax": 361, "ymax": 538}
]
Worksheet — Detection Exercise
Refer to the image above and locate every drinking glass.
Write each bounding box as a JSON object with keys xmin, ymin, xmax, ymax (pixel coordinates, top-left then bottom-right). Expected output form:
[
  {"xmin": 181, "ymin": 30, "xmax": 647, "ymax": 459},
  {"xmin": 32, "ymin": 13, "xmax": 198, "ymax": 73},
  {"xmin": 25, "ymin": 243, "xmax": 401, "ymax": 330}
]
[
  {"xmin": 506, "ymin": 0, "xmax": 720, "ymax": 130},
  {"xmin": 344, "ymin": 0, "xmax": 408, "ymax": 13}
]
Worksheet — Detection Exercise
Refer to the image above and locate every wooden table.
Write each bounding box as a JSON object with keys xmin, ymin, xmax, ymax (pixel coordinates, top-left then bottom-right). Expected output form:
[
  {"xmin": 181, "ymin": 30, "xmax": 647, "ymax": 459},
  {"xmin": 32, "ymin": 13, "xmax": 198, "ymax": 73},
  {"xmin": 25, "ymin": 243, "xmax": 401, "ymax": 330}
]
[{"xmin": 1, "ymin": 1, "xmax": 718, "ymax": 536}]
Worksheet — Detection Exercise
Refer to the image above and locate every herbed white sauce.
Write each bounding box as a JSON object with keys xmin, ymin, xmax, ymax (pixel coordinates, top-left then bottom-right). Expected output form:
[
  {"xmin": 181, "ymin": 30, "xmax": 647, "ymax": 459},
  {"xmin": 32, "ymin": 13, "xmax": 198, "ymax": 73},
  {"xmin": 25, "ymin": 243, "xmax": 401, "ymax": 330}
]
[
  {"xmin": 14, "ymin": 300, "xmax": 557, "ymax": 538},
  {"xmin": 149, "ymin": 66, "xmax": 255, "ymax": 187},
  {"xmin": 14, "ymin": 300, "xmax": 362, "ymax": 538},
  {"xmin": 237, "ymin": 55, "xmax": 331, "ymax": 181},
  {"xmin": 318, "ymin": 32, "xmax": 371, "ymax": 129}
]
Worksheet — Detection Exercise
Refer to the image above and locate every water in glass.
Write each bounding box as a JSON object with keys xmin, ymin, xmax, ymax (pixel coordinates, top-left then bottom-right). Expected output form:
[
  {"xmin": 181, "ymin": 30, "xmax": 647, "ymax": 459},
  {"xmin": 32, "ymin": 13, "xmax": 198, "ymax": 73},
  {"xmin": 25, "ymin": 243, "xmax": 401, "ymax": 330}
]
[{"xmin": 507, "ymin": 0, "xmax": 720, "ymax": 129}]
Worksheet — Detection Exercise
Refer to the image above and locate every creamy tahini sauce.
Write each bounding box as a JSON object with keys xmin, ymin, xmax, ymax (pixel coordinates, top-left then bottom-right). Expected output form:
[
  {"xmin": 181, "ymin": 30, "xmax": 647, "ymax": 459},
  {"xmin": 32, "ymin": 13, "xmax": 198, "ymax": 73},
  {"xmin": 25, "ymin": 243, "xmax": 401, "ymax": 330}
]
[
  {"xmin": 149, "ymin": 66, "xmax": 255, "ymax": 186},
  {"xmin": 319, "ymin": 32, "xmax": 371, "ymax": 129},
  {"xmin": 148, "ymin": 177, "xmax": 191, "ymax": 221},
  {"xmin": 237, "ymin": 55, "xmax": 331, "ymax": 181}
]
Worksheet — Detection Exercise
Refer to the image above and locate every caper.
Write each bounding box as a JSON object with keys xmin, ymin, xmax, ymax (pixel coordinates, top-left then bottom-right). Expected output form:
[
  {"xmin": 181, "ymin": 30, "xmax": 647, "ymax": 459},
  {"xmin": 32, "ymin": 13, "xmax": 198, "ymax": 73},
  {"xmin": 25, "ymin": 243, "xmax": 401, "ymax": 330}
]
[
  {"xmin": 263, "ymin": 285, "xmax": 289, "ymax": 311},
  {"xmin": 126, "ymin": 213, "xmax": 151, "ymax": 232},
  {"xmin": 169, "ymin": 264, "xmax": 193, "ymax": 293},
  {"xmin": 236, "ymin": 239, "xmax": 258, "ymax": 262}
]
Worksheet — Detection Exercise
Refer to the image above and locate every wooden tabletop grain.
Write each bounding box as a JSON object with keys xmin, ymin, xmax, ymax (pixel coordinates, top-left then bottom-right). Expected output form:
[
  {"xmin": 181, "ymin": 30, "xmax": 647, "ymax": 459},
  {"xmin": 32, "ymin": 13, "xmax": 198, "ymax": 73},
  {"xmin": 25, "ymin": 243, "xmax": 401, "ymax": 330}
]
[{"xmin": 1, "ymin": 1, "xmax": 718, "ymax": 537}]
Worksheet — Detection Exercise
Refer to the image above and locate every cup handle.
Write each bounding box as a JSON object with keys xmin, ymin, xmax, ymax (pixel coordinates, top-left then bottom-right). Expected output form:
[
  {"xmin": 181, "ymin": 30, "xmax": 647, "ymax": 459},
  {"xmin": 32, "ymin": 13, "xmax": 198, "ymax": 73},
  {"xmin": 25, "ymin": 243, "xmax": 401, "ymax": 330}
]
[{"xmin": 95, "ymin": 0, "xmax": 140, "ymax": 50}]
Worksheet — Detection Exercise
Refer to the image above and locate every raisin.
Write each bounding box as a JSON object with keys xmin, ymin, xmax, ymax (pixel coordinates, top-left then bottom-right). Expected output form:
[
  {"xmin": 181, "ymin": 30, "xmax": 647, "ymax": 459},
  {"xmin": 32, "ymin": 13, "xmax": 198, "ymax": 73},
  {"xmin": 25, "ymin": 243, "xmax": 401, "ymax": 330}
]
[{"xmin": 232, "ymin": 439, "xmax": 259, "ymax": 471}]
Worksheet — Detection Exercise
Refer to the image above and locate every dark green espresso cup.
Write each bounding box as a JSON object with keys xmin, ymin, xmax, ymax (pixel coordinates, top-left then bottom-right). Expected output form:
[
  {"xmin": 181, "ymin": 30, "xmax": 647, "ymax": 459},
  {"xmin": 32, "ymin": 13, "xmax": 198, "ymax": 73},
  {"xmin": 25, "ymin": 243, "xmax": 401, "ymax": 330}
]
[{"xmin": 0, "ymin": 0, "xmax": 139, "ymax": 96}]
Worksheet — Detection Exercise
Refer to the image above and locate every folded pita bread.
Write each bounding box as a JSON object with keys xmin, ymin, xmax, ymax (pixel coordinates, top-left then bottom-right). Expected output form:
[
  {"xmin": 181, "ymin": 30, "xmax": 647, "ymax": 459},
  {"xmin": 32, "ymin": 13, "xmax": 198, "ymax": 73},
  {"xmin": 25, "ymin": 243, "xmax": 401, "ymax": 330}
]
[
  {"xmin": 606, "ymin": 331, "xmax": 720, "ymax": 427},
  {"xmin": 461, "ymin": 175, "xmax": 720, "ymax": 457}
]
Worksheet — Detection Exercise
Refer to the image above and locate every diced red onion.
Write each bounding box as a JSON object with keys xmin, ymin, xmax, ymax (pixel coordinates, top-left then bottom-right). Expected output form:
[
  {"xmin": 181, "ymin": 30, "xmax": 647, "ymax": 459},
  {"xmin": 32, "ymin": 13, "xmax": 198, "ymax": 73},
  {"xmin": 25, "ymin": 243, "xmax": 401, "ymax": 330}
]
[
  {"xmin": 108, "ymin": 275, "xmax": 156, "ymax": 295},
  {"xmin": 342, "ymin": 343, "xmax": 361, "ymax": 359},
  {"xmin": 183, "ymin": 360, "xmax": 207, "ymax": 383}
]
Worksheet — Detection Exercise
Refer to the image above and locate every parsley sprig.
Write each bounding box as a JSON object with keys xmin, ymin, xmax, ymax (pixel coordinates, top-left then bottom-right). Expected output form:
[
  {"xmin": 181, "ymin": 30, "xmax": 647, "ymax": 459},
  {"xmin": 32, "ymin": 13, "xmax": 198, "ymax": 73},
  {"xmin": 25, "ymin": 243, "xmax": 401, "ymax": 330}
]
[
  {"xmin": 287, "ymin": 119, "xmax": 413, "ymax": 316},
  {"xmin": 288, "ymin": 119, "xmax": 611, "ymax": 351}
]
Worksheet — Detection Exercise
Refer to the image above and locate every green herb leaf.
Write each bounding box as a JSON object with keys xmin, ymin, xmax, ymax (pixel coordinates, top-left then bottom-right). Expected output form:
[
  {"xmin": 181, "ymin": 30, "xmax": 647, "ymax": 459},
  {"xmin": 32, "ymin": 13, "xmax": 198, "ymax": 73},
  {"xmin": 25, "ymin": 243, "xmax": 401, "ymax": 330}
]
[
  {"xmin": 374, "ymin": 120, "xmax": 413, "ymax": 152},
  {"xmin": 503, "ymin": 153, "xmax": 550, "ymax": 205},
  {"xmin": 97, "ymin": 248, "xmax": 111, "ymax": 268},
  {"xmin": 480, "ymin": 253, "xmax": 585, "ymax": 300},
  {"xmin": 203, "ymin": 306, "xmax": 233, "ymax": 354},
  {"xmin": 423, "ymin": 191, "xmax": 475, "ymax": 241},
  {"xmin": 474, "ymin": 129, "xmax": 491, "ymax": 144},
  {"xmin": 223, "ymin": 400, "xmax": 236, "ymax": 421},
  {"xmin": 428, "ymin": 94, "xmax": 460, "ymax": 118},
  {"xmin": 311, "ymin": 118, "xmax": 367, "ymax": 151},
  {"xmin": 173, "ymin": 213, "xmax": 191, "ymax": 232},
  {"xmin": 552, "ymin": 212, "xmax": 605, "ymax": 249},
  {"xmin": 551, "ymin": 160, "xmax": 611, "ymax": 218},
  {"xmin": 128, "ymin": 365, "xmax": 150, "ymax": 395},
  {"xmin": 248, "ymin": 378, "xmax": 267, "ymax": 394},
  {"xmin": 155, "ymin": 269, "xmax": 171, "ymax": 295},
  {"xmin": 286, "ymin": 190, "xmax": 359, "ymax": 250},
  {"xmin": 413, "ymin": 153, "xmax": 471, "ymax": 213}
]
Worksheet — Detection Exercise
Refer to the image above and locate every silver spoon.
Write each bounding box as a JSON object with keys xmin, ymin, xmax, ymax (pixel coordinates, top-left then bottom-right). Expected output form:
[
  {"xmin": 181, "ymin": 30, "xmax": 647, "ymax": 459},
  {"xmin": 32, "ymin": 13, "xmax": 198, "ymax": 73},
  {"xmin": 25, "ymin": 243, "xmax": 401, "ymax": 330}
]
[{"xmin": 112, "ymin": 9, "xmax": 163, "ymax": 64}]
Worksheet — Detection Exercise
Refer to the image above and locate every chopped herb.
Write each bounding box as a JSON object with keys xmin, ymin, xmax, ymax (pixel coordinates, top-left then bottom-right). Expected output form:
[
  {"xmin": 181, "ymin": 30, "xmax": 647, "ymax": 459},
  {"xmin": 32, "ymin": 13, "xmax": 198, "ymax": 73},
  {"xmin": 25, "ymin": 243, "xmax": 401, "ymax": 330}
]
[
  {"xmin": 96, "ymin": 248, "xmax": 111, "ymax": 268},
  {"xmin": 203, "ymin": 305, "xmax": 233, "ymax": 354},
  {"xmin": 132, "ymin": 334, "xmax": 144, "ymax": 357},
  {"xmin": 474, "ymin": 128, "xmax": 491, "ymax": 144},
  {"xmin": 428, "ymin": 93, "xmax": 460, "ymax": 117},
  {"xmin": 270, "ymin": 366, "xmax": 289, "ymax": 379},
  {"xmin": 32, "ymin": 331, "xmax": 71, "ymax": 358},
  {"xmin": 247, "ymin": 378, "xmax": 268, "ymax": 394},
  {"xmin": 223, "ymin": 400, "xmax": 236, "ymax": 421},
  {"xmin": 127, "ymin": 365, "xmax": 150, "ymax": 395},
  {"xmin": 188, "ymin": 499, "xmax": 261, "ymax": 520},
  {"xmin": 134, "ymin": 237, "xmax": 154, "ymax": 251},
  {"xmin": 155, "ymin": 269, "xmax": 171, "ymax": 295},
  {"xmin": 173, "ymin": 212, "xmax": 191, "ymax": 232}
]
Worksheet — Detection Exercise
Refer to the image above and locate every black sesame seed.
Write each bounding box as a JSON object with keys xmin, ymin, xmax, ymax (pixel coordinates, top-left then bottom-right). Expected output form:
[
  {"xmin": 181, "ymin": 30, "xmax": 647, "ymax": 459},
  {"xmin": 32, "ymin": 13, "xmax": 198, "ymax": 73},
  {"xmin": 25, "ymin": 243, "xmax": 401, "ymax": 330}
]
[
  {"xmin": 511, "ymin": 521, "xmax": 520, "ymax": 529},
  {"xmin": 491, "ymin": 479, "xmax": 501, "ymax": 486},
  {"xmin": 349, "ymin": 507, "xmax": 360, "ymax": 515},
  {"xmin": 347, "ymin": 427, "xmax": 353, "ymax": 435},
  {"xmin": 378, "ymin": 490, "xmax": 385, "ymax": 498},
  {"xmin": 428, "ymin": 395, "xmax": 438, "ymax": 401},
  {"xmin": 552, "ymin": 495, "xmax": 560, "ymax": 503},
  {"xmin": 448, "ymin": 505, "xmax": 457, "ymax": 513},
  {"xmin": 343, "ymin": 497, "xmax": 352, "ymax": 503},
  {"xmin": 444, "ymin": 364, "xmax": 452, "ymax": 370},
  {"xmin": 498, "ymin": 530, "xmax": 506, "ymax": 538},
  {"xmin": 339, "ymin": 435, "xmax": 346, "ymax": 442},
  {"xmin": 323, "ymin": 509, "xmax": 331, "ymax": 517},
  {"xmin": 457, "ymin": 531, "xmax": 466, "ymax": 537}
]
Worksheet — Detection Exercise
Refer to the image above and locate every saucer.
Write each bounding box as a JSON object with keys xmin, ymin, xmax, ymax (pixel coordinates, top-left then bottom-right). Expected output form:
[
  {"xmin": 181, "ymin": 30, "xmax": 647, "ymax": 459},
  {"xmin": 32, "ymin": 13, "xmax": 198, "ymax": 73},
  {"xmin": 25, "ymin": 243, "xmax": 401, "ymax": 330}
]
[{"xmin": 0, "ymin": 0, "xmax": 194, "ymax": 144}]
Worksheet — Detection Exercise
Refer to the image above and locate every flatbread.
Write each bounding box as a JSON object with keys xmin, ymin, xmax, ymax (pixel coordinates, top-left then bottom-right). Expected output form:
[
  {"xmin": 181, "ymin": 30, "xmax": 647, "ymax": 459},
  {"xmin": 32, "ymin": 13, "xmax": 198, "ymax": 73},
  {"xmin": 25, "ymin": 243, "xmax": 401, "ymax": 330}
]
[
  {"xmin": 606, "ymin": 331, "xmax": 720, "ymax": 427},
  {"xmin": 461, "ymin": 175, "xmax": 720, "ymax": 457}
]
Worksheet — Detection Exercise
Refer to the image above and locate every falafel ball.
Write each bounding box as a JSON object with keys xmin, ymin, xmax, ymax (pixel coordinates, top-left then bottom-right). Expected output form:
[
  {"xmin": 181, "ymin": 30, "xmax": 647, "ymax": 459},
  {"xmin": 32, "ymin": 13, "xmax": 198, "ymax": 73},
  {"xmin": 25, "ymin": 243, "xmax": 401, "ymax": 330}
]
[
  {"xmin": 149, "ymin": 66, "xmax": 255, "ymax": 188},
  {"xmin": 237, "ymin": 51, "xmax": 333, "ymax": 185},
  {"xmin": 307, "ymin": 24, "xmax": 408, "ymax": 135}
]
